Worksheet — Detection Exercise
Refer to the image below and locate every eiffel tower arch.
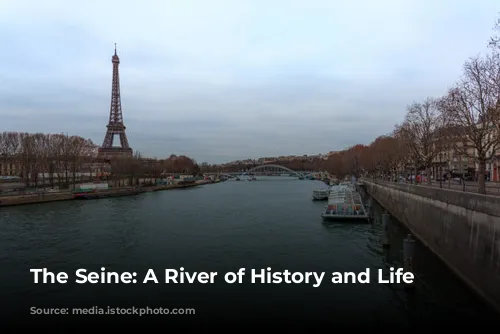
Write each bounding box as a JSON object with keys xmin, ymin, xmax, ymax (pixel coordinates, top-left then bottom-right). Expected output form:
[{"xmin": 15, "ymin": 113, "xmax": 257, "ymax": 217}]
[{"xmin": 98, "ymin": 44, "xmax": 133, "ymax": 158}]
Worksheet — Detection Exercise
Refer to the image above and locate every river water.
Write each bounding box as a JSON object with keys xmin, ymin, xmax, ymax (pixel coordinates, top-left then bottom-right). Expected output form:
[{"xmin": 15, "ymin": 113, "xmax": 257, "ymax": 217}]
[{"xmin": 0, "ymin": 177, "xmax": 498, "ymax": 329}]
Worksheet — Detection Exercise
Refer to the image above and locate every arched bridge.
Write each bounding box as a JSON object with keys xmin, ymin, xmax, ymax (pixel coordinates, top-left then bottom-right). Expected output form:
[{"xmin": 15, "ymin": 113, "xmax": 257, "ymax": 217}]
[{"xmin": 246, "ymin": 164, "xmax": 303, "ymax": 177}]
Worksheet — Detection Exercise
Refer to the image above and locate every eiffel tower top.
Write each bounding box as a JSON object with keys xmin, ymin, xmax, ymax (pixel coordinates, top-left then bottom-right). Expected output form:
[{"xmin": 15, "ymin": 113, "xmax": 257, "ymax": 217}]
[{"xmin": 112, "ymin": 43, "xmax": 120, "ymax": 63}]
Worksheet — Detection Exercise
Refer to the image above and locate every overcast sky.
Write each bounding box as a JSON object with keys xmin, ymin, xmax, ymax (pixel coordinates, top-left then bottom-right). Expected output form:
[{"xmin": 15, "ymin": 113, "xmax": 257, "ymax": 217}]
[{"xmin": 0, "ymin": 0, "xmax": 498, "ymax": 163}]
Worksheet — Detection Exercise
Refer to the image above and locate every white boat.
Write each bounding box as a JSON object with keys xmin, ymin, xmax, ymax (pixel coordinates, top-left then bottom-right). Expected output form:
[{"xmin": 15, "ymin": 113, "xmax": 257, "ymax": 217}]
[
  {"xmin": 321, "ymin": 185, "xmax": 369, "ymax": 222},
  {"xmin": 312, "ymin": 189, "xmax": 329, "ymax": 201}
]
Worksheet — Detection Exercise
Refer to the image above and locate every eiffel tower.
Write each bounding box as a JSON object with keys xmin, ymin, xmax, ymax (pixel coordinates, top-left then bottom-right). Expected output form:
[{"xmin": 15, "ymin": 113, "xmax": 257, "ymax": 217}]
[{"xmin": 98, "ymin": 44, "xmax": 133, "ymax": 158}]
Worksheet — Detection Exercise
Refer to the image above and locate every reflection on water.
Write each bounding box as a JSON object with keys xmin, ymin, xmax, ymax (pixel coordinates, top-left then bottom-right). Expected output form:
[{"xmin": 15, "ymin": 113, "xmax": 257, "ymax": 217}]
[{"xmin": 0, "ymin": 177, "xmax": 498, "ymax": 326}]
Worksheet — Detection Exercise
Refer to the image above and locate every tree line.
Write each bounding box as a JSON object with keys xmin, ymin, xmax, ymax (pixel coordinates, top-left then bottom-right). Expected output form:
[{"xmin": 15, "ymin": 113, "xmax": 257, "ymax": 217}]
[
  {"xmin": 0, "ymin": 132, "xmax": 199, "ymax": 189},
  {"xmin": 0, "ymin": 132, "xmax": 97, "ymax": 188},
  {"xmin": 354, "ymin": 16, "xmax": 500, "ymax": 194},
  {"xmin": 214, "ymin": 157, "xmax": 329, "ymax": 173}
]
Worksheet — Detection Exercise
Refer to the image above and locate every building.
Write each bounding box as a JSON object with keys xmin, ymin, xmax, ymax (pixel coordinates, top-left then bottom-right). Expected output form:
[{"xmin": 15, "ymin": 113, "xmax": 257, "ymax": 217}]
[
  {"xmin": 0, "ymin": 156, "xmax": 21, "ymax": 176},
  {"xmin": 448, "ymin": 140, "xmax": 476, "ymax": 178},
  {"xmin": 430, "ymin": 126, "xmax": 476, "ymax": 179},
  {"xmin": 431, "ymin": 120, "xmax": 500, "ymax": 181},
  {"xmin": 473, "ymin": 121, "xmax": 499, "ymax": 181},
  {"xmin": 491, "ymin": 154, "xmax": 500, "ymax": 181}
]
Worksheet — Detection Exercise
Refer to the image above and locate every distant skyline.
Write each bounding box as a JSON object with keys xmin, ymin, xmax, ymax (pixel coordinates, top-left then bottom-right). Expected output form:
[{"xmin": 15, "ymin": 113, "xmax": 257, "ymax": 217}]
[{"xmin": 0, "ymin": 0, "xmax": 498, "ymax": 163}]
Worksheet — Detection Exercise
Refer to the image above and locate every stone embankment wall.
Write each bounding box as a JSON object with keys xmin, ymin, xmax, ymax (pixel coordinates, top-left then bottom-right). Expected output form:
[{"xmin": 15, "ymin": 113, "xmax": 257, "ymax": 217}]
[
  {"xmin": 0, "ymin": 192, "xmax": 73, "ymax": 206},
  {"xmin": 362, "ymin": 179, "xmax": 500, "ymax": 313},
  {"xmin": 0, "ymin": 180, "xmax": 211, "ymax": 207}
]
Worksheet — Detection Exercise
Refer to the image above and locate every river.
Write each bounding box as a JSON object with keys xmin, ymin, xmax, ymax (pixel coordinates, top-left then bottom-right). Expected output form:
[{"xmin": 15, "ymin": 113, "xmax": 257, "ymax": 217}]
[{"xmin": 1, "ymin": 177, "xmax": 498, "ymax": 329}]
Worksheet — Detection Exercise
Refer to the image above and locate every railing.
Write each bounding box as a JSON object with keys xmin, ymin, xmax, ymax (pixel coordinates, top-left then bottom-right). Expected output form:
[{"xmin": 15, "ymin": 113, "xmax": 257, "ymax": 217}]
[{"xmin": 362, "ymin": 177, "xmax": 500, "ymax": 196}]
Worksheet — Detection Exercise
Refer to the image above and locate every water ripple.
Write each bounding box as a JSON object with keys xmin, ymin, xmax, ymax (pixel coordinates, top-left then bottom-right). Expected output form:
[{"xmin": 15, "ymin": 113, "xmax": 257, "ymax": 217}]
[{"xmin": 0, "ymin": 177, "xmax": 498, "ymax": 325}]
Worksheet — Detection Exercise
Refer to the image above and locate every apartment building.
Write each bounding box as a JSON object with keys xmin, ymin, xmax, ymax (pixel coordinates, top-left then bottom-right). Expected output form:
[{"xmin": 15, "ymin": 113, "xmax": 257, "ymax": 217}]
[
  {"xmin": 491, "ymin": 155, "xmax": 500, "ymax": 181},
  {"xmin": 449, "ymin": 143, "xmax": 476, "ymax": 177},
  {"xmin": 472, "ymin": 121, "xmax": 500, "ymax": 181},
  {"xmin": 0, "ymin": 157, "xmax": 21, "ymax": 176},
  {"xmin": 430, "ymin": 126, "xmax": 476, "ymax": 179},
  {"xmin": 477, "ymin": 151, "xmax": 500, "ymax": 181}
]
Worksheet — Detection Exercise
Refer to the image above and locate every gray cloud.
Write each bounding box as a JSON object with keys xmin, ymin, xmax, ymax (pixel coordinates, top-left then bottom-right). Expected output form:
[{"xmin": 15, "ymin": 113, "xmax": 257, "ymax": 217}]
[{"xmin": 1, "ymin": 0, "xmax": 498, "ymax": 163}]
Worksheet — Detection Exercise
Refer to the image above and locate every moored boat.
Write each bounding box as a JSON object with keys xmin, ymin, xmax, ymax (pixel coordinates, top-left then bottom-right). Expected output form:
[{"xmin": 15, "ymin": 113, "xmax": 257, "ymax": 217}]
[
  {"xmin": 312, "ymin": 189, "xmax": 329, "ymax": 201},
  {"xmin": 321, "ymin": 185, "xmax": 369, "ymax": 222}
]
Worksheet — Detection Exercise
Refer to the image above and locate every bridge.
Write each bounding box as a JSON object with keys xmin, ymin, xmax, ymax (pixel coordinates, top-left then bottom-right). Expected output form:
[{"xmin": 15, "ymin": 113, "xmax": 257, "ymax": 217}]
[
  {"xmin": 246, "ymin": 164, "xmax": 303, "ymax": 177},
  {"xmin": 207, "ymin": 164, "xmax": 325, "ymax": 179},
  {"xmin": 219, "ymin": 164, "xmax": 318, "ymax": 178}
]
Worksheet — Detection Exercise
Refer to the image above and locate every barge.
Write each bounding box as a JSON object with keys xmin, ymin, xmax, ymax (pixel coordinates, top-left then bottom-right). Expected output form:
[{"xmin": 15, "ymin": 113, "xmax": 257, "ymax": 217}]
[
  {"xmin": 312, "ymin": 189, "xmax": 329, "ymax": 201},
  {"xmin": 321, "ymin": 184, "xmax": 369, "ymax": 222}
]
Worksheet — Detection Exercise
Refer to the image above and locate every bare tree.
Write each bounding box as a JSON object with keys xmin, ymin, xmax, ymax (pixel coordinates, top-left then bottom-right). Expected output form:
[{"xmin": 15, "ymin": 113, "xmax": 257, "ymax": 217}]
[
  {"xmin": 129, "ymin": 151, "xmax": 144, "ymax": 186},
  {"xmin": 50, "ymin": 134, "xmax": 65, "ymax": 187},
  {"xmin": 398, "ymin": 98, "xmax": 446, "ymax": 184},
  {"xmin": 19, "ymin": 133, "xmax": 35, "ymax": 187},
  {"xmin": 439, "ymin": 54, "xmax": 500, "ymax": 193},
  {"xmin": 45, "ymin": 134, "xmax": 57, "ymax": 188},
  {"xmin": 68, "ymin": 136, "xmax": 87, "ymax": 187},
  {"xmin": 367, "ymin": 133, "xmax": 408, "ymax": 180},
  {"xmin": 31, "ymin": 133, "xmax": 47, "ymax": 187}
]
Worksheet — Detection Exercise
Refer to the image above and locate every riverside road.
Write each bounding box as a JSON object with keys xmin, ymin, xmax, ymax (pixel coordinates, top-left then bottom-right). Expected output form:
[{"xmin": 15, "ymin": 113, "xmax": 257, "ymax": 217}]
[
  {"xmin": 394, "ymin": 179, "xmax": 500, "ymax": 195},
  {"xmin": 1, "ymin": 177, "xmax": 499, "ymax": 327}
]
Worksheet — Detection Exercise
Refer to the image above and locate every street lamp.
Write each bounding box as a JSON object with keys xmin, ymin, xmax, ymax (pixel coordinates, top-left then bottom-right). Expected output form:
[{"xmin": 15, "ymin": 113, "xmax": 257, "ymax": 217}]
[
  {"xmin": 439, "ymin": 153, "xmax": 443, "ymax": 188},
  {"xmin": 462, "ymin": 159, "xmax": 466, "ymax": 192}
]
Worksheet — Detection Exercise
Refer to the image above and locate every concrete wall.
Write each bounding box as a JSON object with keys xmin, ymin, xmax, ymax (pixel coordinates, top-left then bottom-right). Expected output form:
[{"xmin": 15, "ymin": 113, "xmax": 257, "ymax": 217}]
[
  {"xmin": 0, "ymin": 192, "xmax": 73, "ymax": 206},
  {"xmin": 0, "ymin": 182, "xmax": 25, "ymax": 190},
  {"xmin": 362, "ymin": 179, "xmax": 500, "ymax": 313}
]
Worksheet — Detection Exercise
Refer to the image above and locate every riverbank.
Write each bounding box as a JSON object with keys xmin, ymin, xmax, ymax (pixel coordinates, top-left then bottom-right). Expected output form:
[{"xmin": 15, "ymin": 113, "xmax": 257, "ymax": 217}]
[
  {"xmin": 361, "ymin": 179, "xmax": 500, "ymax": 314},
  {"xmin": 0, "ymin": 180, "xmax": 212, "ymax": 207}
]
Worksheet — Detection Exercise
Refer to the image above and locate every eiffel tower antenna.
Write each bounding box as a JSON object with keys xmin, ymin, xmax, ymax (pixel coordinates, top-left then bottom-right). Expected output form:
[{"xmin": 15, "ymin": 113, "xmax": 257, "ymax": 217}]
[{"xmin": 98, "ymin": 45, "xmax": 133, "ymax": 158}]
